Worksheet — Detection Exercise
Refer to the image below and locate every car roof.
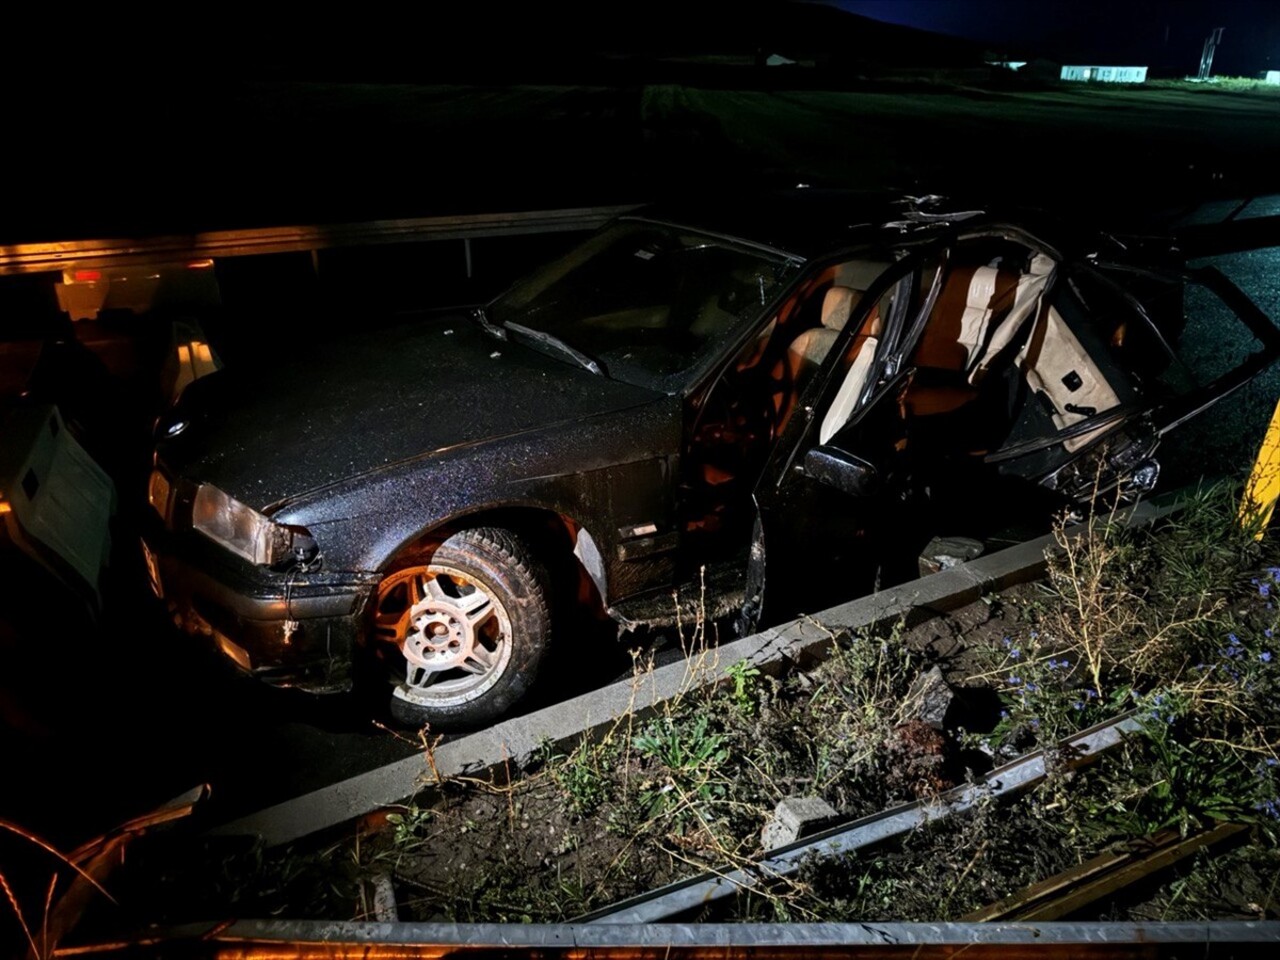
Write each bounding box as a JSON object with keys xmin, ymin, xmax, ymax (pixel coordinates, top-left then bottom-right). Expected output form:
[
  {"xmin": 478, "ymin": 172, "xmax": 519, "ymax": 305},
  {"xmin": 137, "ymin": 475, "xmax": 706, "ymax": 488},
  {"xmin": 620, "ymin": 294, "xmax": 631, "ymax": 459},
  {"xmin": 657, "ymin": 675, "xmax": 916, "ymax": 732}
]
[{"xmin": 629, "ymin": 189, "xmax": 980, "ymax": 260}]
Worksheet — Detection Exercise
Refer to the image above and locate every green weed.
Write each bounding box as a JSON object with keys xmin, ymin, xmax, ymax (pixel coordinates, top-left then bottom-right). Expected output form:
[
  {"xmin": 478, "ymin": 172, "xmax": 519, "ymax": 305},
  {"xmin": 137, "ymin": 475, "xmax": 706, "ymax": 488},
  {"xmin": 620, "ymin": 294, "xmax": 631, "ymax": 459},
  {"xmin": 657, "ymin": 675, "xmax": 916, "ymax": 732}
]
[
  {"xmin": 384, "ymin": 805, "xmax": 433, "ymax": 847},
  {"xmin": 633, "ymin": 714, "xmax": 730, "ymax": 820},
  {"xmin": 540, "ymin": 738, "xmax": 615, "ymax": 818},
  {"xmin": 725, "ymin": 660, "xmax": 761, "ymax": 716},
  {"xmin": 986, "ymin": 485, "xmax": 1280, "ymax": 851}
]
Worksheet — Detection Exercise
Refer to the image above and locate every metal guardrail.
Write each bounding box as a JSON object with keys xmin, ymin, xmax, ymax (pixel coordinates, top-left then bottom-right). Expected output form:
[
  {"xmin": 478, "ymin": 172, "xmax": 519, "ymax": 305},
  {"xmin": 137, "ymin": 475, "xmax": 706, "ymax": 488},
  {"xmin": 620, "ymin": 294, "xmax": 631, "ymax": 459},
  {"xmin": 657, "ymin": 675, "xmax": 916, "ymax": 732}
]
[
  {"xmin": 55, "ymin": 919, "xmax": 1280, "ymax": 957},
  {"xmin": 582, "ymin": 715, "xmax": 1144, "ymax": 924},
  {"xmin": 4, "ymin": 203, "xmax": 1275, "ymax": 279},
  {"xmin": 0, "ymin": 205, "xmax": 640, "ymax": 276}
]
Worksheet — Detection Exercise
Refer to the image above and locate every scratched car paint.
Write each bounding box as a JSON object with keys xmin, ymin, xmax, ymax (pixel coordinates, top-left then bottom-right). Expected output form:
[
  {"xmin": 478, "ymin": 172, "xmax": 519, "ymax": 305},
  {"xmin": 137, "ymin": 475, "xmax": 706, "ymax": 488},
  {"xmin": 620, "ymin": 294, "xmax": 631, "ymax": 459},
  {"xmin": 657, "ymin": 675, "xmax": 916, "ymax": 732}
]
[{"xmin": 142, "ymin": 193, "xmax": 1280, "ymax": 727}]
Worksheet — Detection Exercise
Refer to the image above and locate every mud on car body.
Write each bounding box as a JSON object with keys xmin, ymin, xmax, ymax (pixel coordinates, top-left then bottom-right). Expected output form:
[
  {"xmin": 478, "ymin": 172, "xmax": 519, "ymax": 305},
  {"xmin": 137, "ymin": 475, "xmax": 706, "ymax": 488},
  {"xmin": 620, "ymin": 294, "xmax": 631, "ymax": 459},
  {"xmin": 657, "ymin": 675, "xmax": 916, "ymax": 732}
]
[{"xmin": 142, "ymin": 193, "xmax": 1280, "ymax": 727}]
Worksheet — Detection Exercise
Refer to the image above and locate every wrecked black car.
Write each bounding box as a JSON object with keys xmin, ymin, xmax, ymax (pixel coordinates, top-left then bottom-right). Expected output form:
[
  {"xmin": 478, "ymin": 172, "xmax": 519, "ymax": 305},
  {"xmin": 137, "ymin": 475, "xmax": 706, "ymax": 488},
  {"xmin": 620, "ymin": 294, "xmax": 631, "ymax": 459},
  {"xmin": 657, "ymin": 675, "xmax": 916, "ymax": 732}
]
[{"xmin": 142, "ymin": 193, "xmax": 1280, "ymax": 727}]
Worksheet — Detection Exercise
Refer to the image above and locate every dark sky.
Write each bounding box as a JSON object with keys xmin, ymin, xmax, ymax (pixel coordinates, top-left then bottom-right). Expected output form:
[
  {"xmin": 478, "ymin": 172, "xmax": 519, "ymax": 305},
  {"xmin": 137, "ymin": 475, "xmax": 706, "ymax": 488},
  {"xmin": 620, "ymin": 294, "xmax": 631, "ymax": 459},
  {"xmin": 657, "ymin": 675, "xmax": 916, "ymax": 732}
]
[{"xmin": 832, "ymin": 0, "xmax": 1280, "ymax": 74}]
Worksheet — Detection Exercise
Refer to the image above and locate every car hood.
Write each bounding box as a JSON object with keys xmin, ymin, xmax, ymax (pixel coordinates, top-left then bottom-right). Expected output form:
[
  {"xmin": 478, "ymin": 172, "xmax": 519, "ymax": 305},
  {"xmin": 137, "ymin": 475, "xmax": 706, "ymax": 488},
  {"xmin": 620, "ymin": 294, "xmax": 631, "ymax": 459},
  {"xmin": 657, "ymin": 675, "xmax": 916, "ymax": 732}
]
[{"xmin": 158, "ymin": 316, "xmax": 668, "ymax": 510}]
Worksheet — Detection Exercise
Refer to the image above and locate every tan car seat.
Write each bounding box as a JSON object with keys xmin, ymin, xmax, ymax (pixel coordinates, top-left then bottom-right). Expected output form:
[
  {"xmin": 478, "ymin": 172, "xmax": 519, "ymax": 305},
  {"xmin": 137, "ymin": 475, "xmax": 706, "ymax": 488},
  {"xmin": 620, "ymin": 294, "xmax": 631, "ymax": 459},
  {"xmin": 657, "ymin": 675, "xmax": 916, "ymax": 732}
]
[
  {"xmin": 770, "ymin": 286, "xmax": 861, "ymax": 432},
  {"xmin": 905, "ymin": 264, "xmax": 1021, "ymax": 418},
  {"xmin": 819, "ymin": 311, "xmax": 885, "ymax": 444},
  {"xmin": 786, "ymin": 285, "xmax": 857, "ymax": 380}
]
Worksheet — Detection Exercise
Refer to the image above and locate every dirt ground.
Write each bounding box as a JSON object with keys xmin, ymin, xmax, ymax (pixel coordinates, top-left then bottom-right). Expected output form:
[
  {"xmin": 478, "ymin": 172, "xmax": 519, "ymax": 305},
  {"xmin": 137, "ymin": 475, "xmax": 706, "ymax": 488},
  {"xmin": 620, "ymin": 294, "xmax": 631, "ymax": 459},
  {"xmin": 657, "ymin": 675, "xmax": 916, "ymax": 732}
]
[
  {"xmin": 351, "ymin": 562, "xmax": 1279, "ymax": 925},
  {"xmin": 106, "ymin": 584, "xmax": 1098, "ymax": 925},
  {"xmin": 81, "ymin": 505, "xmax": 1280, "ymax": 929},
  {"xmin": 374, "ymin": 590, "xmax": 1039, "ymax": 923}
]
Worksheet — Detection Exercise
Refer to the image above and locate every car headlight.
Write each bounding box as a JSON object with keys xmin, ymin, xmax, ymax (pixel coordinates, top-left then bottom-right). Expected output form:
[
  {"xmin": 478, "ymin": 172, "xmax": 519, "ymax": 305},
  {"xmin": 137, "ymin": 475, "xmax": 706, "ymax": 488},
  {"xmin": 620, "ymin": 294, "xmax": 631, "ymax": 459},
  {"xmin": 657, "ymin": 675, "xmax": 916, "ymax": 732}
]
[
  {"xmin": 192, "ymin": 483, "xmax": 317, "ymax": 567},
  {"xmin": 148, "ymin": 468, "xmax": 172, "ymax": 522}
]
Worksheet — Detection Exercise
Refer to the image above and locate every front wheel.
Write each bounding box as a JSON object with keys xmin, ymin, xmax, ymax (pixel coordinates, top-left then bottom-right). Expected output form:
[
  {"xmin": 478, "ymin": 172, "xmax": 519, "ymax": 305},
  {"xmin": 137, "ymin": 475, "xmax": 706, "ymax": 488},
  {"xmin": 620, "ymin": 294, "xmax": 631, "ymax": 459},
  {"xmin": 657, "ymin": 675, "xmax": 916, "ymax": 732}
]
[{"xmin": 372, "ymin": 527, "xmax": 550, "ymax": 729}]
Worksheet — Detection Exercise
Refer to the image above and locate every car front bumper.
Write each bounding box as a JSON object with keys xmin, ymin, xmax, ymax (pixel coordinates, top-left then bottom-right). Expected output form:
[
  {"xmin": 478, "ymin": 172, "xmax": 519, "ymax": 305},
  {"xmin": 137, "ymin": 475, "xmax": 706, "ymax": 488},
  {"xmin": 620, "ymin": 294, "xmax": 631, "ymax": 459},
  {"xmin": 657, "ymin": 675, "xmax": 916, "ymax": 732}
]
[{"xmin": 142, "ymin": 528, "xmax": 379, "ymax": 694}]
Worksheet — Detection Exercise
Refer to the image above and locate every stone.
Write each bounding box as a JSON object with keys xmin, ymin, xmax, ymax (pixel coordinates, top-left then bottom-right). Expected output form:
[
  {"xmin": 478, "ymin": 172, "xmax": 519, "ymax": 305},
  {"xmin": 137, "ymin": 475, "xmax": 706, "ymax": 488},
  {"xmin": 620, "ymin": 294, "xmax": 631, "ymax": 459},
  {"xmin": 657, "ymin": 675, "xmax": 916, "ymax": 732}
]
[
  {"xmin": 918, "ymin": 536, "xmax": 985, "ymax": 577},
  {"xmin": 761, "ymin": 796, "xmax": 840, "ymax": 851},
  {"xmin": 902, "ymin": 665, "xmax": 956, "ymax": 729},
  {"xmin": 366, "ymin": 872, "xmax": 398, "ymax": 922}
]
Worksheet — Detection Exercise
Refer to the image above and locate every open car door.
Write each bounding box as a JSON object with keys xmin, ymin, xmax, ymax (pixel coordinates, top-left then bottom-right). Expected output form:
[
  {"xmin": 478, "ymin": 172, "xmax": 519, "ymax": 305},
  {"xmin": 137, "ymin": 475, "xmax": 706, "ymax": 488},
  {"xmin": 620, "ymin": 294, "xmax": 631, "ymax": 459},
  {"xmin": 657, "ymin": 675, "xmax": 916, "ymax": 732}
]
[
  {"xmin": 974, "ymin": 255, "xmax": 1280, "ymax": 504},
  {"xmin": 747, "ymin": 226, "xmax": 1280, "ymax": 627}
]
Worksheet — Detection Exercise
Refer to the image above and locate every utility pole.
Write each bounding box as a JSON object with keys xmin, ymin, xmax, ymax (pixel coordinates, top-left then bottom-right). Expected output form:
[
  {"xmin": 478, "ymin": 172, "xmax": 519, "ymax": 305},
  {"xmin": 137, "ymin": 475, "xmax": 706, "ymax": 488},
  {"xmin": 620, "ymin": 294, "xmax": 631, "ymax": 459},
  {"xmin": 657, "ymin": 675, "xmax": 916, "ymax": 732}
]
[{"xmin": 1198, "ymin": 27, "xmax": 1224, "ymax": 80}]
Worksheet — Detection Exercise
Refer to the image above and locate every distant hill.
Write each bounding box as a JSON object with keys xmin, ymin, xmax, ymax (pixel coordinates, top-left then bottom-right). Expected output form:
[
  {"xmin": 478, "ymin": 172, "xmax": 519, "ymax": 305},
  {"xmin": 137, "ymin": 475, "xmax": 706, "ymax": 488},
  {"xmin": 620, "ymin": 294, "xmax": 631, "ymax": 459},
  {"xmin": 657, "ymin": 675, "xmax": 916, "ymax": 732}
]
[{"xmin": 45, "ymin": 1, "xmax": 991, "ymax": 83}]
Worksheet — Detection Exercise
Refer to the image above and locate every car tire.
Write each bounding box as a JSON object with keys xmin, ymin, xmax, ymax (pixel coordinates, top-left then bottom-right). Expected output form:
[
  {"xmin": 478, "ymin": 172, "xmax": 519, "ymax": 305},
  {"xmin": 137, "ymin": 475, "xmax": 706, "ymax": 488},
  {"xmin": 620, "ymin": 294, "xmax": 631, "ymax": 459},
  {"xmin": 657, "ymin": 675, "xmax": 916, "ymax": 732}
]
[{"xmin": 375, "ymin": 527, "xmax": 550, "ymax": 730}]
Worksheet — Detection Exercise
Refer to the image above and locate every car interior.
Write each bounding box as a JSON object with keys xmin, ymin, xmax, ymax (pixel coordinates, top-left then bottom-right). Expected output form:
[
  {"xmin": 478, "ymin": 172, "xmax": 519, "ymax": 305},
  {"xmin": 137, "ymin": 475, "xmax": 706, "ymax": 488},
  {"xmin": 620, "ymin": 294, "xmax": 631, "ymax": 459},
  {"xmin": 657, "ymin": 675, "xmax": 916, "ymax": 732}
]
[
  {"xmin": 682, "ymin": 238, "xmax": 1153, "ymax": 567},
  {"xmin": 681, "ymin": 259, "xmax": 888, "ymax": 544},
  {"xmin": 820, "ymin": 242, "xmax": 1139, "ymax": 465}
]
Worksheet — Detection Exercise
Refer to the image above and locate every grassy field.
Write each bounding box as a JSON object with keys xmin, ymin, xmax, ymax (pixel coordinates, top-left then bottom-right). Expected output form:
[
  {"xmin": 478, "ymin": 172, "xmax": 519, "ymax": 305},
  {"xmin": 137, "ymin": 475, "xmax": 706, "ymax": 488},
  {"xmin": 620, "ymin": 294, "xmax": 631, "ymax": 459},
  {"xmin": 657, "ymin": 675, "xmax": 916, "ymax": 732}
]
[
  {"xmin": 10, "ymin": 78, "xmax": 1280, "ymax": 241},
  {"xmin": 653, "ymin": 81, "xmax": 1280, "ymax": 216}
]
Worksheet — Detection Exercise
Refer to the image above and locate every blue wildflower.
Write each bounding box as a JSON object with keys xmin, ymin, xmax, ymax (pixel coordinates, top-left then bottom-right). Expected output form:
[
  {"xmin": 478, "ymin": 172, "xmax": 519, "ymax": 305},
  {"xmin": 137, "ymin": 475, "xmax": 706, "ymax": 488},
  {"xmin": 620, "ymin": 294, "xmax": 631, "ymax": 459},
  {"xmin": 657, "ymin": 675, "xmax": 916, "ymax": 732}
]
[
  {"xmin": 1261, "ymin": 651, "xmax": 1273, "ymax": 663},
  {"xmin": 1072, "ymin": 701, "xmax": 1084, "ymax": 711},
  {"xmin": 1254, "ymin": 798, "xmax": 1280, "ymax": 820}
]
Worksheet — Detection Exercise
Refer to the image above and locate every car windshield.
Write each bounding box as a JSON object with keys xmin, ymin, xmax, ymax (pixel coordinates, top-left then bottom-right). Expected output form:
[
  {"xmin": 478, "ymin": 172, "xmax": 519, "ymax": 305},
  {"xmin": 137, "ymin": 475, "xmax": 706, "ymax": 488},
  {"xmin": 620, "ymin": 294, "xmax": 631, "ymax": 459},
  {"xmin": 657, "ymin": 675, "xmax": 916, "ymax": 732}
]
[{"xmin": 489, "ymin": 220, "xmax": 793, "ymax": 392}]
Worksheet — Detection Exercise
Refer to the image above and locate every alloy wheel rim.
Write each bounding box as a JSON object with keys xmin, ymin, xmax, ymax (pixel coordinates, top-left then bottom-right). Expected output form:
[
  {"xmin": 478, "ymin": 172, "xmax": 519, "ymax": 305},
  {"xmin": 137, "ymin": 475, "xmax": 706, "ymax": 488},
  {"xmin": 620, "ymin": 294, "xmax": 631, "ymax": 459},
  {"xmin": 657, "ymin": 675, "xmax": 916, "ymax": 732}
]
[{"xmin": 374, "ymin": 563, "xmax": 514, "ymax": 707}]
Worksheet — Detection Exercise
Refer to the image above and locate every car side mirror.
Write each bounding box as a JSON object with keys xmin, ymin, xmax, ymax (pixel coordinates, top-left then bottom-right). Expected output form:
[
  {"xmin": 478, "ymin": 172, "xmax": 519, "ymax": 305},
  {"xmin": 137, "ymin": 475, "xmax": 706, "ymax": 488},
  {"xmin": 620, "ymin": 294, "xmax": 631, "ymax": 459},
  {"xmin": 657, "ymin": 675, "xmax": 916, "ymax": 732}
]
[{"xmin": 803, "ymin": 445, "xmax": 880, "ymax": 497}]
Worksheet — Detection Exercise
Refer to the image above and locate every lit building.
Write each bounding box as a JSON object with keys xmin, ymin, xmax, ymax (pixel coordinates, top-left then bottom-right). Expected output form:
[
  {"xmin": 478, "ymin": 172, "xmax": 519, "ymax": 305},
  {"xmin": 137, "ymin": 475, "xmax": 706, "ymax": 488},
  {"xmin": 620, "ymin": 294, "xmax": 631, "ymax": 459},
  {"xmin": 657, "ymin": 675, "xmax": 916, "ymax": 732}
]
[{"xmin": 1060, "ymin": 65, "xmax": 1148, "ymax": 83}]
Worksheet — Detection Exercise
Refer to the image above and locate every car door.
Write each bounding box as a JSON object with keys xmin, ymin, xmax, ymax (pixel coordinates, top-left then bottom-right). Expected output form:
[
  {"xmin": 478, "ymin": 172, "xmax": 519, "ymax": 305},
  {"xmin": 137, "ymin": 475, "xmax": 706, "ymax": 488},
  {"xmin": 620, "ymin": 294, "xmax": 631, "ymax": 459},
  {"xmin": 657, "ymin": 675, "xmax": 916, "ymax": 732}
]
[
  {"xmin": 746, "ymin": 255, "xmax": 935, "ymax": 625},
  {"xmin": 961, "ymin": 255, "xmax": 1280, "ymax": 505}
]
